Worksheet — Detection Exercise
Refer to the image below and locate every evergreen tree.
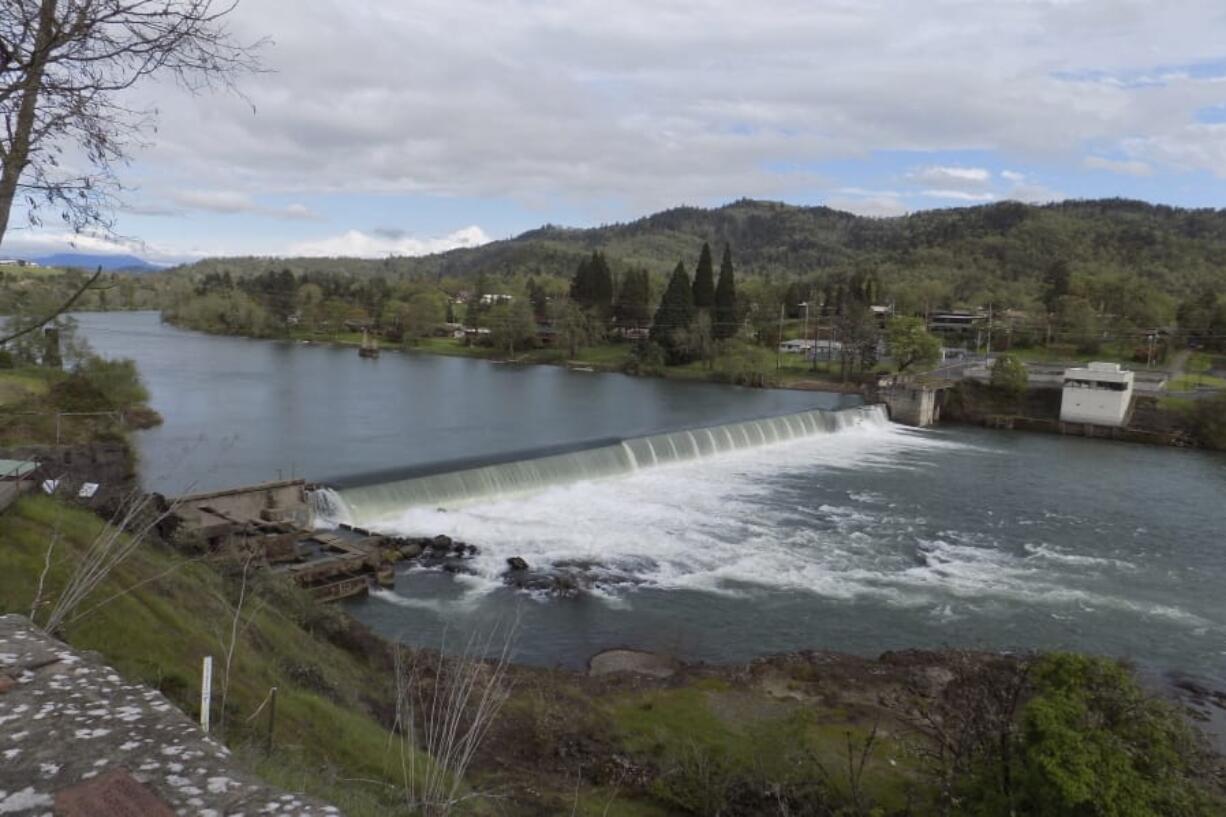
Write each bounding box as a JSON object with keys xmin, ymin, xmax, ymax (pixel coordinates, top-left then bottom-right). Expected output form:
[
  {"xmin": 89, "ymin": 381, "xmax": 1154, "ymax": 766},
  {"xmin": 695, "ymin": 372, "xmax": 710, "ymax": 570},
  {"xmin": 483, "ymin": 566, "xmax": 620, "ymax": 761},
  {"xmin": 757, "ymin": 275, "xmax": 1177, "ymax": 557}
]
[
  {"xmin": 614, "ymin": 268, "xmax": 652, "ymax": 329},
  {"xmin": 590, "ymin": 251, "xmax": 614, "ymax": 316},
  {"xmin": 527, "ymin": 277, "xmax": 549, "ymax": 321},
  {"xmin": 713, "ymin": 244, "xmax": 738, "ymax": 339},
  {"xmin": 1042, "ymin": 260, "xmax": 1071, "ymax": 313},
  {"xmin": 651, "ymin": 261, "xmax": 696, "ymax": 364},
  {"xmin": 569, "ymin": 256, "xmax": 593, "ymax": 307},
  {"xmin": 570, "ymin": 251, "xmax": 614, "ymax": 316},
  {"xmin": 692, "ymin": 242, "xmax": 715, "ymax": 310}
]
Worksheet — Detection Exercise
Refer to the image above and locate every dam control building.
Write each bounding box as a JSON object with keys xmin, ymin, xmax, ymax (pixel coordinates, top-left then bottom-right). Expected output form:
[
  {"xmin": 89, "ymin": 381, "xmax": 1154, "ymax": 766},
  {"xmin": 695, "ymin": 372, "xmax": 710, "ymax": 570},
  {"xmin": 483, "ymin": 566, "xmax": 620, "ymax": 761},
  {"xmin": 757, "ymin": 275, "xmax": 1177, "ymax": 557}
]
[{"xmin": 1060, "ymin": 362, "xmax": 1134, "ymax": 427}]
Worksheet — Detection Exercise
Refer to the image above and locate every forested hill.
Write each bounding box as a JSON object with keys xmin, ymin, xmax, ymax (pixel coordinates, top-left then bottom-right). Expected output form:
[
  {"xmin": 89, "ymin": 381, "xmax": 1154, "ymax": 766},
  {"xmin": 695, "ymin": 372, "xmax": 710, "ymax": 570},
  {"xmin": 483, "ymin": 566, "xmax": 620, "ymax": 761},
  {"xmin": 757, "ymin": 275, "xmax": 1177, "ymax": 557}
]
[{"xmin": 175, "ymin": 198, "xmax": 1226, "ymax": 303}]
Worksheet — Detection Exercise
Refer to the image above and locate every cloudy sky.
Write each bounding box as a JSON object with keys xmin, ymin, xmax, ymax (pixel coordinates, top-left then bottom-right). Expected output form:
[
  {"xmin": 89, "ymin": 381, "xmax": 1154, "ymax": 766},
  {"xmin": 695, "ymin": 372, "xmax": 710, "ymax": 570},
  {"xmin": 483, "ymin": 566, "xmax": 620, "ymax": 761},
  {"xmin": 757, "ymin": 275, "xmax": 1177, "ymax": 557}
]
[{"xmin": 6, "ymin": 0, "xmax": 1226, "ymax": 263}]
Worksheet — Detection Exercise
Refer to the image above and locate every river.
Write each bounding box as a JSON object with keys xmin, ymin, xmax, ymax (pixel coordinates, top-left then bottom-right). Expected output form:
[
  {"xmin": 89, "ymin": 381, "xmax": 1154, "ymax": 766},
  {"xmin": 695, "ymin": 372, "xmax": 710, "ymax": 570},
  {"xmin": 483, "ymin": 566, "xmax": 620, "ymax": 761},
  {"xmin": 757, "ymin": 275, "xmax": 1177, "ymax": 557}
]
[{"xmin": 75, "ymin": 312, "xmax": 1226, "ymax": 688}]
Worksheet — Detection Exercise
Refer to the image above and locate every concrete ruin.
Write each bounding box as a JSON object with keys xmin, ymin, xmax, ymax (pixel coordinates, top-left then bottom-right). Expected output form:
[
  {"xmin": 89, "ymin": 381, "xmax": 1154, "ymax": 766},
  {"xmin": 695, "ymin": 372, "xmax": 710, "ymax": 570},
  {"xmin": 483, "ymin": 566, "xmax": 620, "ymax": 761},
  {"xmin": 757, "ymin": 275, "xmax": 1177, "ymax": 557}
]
[
  {"xmin": 0, "ymin": 615, "xmax": 340, "ymax": 816},
  {"xmin": 878, "ymin": 380, "xmax": 946, "ymax": 427},
  {"xmin": 173, "ymin": 480, "xmax": 312, "ymax": 562}
]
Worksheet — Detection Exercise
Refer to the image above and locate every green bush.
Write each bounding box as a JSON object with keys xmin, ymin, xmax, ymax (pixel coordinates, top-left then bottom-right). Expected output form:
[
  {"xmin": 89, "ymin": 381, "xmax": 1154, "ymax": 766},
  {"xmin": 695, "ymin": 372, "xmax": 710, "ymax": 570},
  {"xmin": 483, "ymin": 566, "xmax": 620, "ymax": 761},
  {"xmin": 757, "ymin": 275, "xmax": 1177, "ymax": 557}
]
[
  {"xmin": 75, "ymin": 356, "xmax": 150, "ymax": 406},
  {"xmin": 0, "ymin": 348, "xmax": 13, "ymax": 369},
  {"xmin": 990, "ymin": 354, "xmax": 1029, "ymax": 399},
  {"xmin": 959, "ymin": 654, "xmax": 1222, "ymax": 817},
  {"xmin": 1184, "ymin": 392, "xmax": 1226, "ymax": 450}
]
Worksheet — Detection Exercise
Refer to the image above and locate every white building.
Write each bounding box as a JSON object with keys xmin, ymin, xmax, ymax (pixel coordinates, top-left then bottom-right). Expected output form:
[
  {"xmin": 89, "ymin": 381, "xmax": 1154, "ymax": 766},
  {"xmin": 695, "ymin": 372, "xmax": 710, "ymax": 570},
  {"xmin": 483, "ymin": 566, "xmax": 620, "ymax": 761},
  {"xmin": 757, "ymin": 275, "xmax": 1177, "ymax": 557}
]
[
  {"xmin": 1060, "ymin": 362, "xmax": 1134, "ymax": 427},
  {"xmin": 778, "ymin": 339, "xmax": 815, "ymax": 354}
]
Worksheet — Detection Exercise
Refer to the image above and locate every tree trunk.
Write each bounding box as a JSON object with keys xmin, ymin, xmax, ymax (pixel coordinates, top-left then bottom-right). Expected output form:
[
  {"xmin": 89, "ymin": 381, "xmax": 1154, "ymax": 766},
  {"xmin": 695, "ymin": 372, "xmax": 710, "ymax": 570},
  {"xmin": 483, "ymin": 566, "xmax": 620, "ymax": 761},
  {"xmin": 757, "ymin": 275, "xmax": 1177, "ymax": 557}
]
[{"xmin": 0, "ymin": 0, "xmax": 58, "ymax": 247}]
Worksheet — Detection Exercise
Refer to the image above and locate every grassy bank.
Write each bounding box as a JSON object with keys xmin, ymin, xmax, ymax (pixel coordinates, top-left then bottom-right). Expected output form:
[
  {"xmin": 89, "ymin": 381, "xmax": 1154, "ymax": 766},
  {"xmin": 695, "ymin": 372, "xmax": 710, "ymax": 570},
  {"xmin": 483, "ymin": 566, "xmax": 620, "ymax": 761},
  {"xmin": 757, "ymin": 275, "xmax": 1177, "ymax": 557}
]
[
  {"xmin": 282, "ymin": 323, "xmax": 865, "ymax": 393},
  {"xmin": 0, "ymin": 495, "xmax": 410, "ymax": 814},
  {"xmin": 0, "ymin": 358, "xmax": 162, "ymax": 446}
]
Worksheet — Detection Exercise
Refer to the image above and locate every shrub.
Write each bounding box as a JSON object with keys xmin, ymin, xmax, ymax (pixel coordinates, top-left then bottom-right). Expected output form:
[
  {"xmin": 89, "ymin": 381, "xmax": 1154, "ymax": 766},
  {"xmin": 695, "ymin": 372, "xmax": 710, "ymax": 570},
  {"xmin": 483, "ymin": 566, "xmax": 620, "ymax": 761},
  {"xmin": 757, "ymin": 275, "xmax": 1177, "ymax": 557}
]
[
  {"xmin": 959, "ymin": 653, "xmax": 1222, "ymax": 817},
  {"xmin": 1184, "ymin": 392, "xmax": 1226, "ymax": 450},
  {"xmin": 990, "ymin": 354, "xmax": 1028, "ymax": 398}
]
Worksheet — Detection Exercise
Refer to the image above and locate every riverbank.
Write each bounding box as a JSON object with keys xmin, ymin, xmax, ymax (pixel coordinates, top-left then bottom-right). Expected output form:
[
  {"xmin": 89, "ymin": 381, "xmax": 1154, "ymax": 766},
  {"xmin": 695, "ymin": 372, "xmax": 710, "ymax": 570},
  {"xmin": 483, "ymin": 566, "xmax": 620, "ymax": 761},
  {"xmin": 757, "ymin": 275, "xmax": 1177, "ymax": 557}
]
[
  {"xmin": 2, "ymin": 495, "xmax": 1222, "ymax": 816},
  {"xmin": 941, "ymin": 379, "xmax": 1226, "ymax": 451},
  {"xmin": 164, "ymin": 313, "xmax": 869, "ymax": 395}
]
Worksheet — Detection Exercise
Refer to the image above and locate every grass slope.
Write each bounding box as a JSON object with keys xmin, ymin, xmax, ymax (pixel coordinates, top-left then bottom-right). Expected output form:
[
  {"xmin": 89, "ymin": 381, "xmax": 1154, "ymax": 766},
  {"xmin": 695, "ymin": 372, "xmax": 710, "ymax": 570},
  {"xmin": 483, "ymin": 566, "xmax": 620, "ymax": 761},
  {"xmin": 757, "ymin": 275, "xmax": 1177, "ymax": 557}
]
[{"xmin": 0, "ymin": 496, "xmax": 411, "ymax": 815}]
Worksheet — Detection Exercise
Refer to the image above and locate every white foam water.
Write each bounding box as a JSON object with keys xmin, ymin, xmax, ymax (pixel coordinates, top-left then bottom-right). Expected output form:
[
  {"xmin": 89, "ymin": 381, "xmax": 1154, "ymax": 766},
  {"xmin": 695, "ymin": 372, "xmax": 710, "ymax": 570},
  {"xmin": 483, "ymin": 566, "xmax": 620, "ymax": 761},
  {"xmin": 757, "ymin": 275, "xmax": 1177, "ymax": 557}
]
[
  {"xmin": 333, "ymin": 405, "xmax": 888, "ymax": 523},
  {"xmin": 361, "ymin": 411, "xmax": 960, "ymax": 599},
  {"xmin": 351, "ymin": 413, "xmax": 1215, "ymax": 638}
]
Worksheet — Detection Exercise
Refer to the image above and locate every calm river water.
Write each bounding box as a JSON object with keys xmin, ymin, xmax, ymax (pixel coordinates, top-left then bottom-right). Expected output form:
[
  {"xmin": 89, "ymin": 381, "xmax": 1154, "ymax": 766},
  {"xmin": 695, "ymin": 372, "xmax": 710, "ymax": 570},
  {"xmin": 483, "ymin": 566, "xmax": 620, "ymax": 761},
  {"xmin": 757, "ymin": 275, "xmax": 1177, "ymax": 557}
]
[{"xmin": 76, "ymin": 312, "xmax": 1226, "ymax": 686}]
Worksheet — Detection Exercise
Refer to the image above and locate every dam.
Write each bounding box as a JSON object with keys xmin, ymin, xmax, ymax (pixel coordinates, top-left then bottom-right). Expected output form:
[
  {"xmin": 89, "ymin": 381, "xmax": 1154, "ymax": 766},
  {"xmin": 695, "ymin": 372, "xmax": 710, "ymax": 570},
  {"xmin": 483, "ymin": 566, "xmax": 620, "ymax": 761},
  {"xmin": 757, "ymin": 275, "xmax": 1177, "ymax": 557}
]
[{"xmin": 316, "ymin": 404, "xmax": 887, "ymax": 527}]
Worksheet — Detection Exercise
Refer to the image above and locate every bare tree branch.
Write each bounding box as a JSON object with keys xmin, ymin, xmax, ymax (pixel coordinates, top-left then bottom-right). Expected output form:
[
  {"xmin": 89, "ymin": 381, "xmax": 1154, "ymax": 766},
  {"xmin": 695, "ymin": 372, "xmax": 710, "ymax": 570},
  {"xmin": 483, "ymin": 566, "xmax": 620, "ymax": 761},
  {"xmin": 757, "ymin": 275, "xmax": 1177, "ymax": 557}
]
[{"xmin": 0, "ymin": 0, "xmax": 265, "ymax": 247}]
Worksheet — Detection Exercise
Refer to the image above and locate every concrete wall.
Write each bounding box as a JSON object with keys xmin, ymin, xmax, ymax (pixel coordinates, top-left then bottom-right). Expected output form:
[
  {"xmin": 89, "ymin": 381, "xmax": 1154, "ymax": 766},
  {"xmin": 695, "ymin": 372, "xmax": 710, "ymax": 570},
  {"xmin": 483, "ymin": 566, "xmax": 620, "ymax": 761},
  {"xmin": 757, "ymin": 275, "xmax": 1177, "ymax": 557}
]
[
  {"xmin": 882, "ymin": 385, "xmax": 941, "ymax": 427},
  {"xmin": 175, "ymin": 479, "xmax": 310, "ymax": 530},
  {"xmin": 1060, "ymin": 386, "xmax": 1132, "ymax": 426},
  {"xmin": 0, "ymin": 481, "xmax": 23, "ymax": 514}
]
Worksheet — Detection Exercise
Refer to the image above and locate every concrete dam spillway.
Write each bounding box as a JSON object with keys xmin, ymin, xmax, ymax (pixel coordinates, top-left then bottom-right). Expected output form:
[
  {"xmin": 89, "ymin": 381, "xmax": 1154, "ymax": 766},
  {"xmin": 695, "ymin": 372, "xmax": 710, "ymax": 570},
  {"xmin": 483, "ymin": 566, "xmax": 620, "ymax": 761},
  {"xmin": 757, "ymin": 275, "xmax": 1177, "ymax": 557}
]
[{"xmin": 318, "ymin": 405, "xmax": 890, "ymax": 526}]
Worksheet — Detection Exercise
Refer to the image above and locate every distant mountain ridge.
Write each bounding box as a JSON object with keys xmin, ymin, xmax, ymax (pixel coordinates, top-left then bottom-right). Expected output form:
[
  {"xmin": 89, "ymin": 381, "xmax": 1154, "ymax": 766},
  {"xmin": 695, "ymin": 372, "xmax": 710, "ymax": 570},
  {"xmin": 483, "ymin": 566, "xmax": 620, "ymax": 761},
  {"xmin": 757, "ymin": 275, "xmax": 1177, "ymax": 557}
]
[
  {"xmin": 174, "ymin": 197, "xmax": 1226, "ymax": 300},
  {"xmin": 25, "ymin": 253, "xmax": 161, "ymax": 272}
]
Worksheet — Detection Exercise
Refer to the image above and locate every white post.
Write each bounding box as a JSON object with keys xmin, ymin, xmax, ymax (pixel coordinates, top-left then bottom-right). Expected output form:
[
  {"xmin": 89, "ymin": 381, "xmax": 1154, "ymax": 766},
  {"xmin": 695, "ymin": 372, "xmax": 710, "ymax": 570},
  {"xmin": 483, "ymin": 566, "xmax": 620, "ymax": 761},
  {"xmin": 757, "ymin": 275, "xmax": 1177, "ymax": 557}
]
[{"xmin": 201, "ymin": 656, "xmax": 214, "ymax": 733}]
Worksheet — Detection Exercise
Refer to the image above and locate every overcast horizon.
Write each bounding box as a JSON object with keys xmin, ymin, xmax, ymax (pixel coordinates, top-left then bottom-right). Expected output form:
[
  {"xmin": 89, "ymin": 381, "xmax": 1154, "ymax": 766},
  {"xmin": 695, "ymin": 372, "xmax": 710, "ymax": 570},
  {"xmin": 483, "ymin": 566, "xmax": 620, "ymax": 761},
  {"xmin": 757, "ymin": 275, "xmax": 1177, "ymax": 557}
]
[{"xmin": 3, "ymin": 0, "xmax": 1226, "ymax": 264}]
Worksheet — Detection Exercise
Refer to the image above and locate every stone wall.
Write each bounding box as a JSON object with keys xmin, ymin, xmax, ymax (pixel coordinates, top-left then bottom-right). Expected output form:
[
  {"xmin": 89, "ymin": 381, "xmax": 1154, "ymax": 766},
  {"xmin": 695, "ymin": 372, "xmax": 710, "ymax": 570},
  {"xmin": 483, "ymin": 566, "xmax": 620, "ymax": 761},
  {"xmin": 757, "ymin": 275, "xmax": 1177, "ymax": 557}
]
[{"xmin": 0, "ymin": 615, "xmax": 340, "ymax": 815}]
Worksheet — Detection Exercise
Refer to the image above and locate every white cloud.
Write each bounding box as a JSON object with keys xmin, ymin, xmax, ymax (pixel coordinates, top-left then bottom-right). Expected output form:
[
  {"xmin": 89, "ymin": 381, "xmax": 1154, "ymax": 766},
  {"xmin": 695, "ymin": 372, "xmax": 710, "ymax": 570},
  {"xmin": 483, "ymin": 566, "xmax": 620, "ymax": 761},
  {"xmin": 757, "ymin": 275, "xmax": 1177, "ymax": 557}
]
[
  {"xmin": 909, "ymin": 166, "xmax": 993, "ymax": 188},
  {"xmin": 825, "ymin": 195, "xmax": 910, "ymax": 218},
  {"xmin": 0, "ymin": 230, "xmax": 195, "ymax": 264},
  {"xmin": 919, "ymin": 189, "xmax": 996, "ymax": 202},
  {"xmin": 123, "ymin": 0, "xmax": 1226, "ymax": 211},
  {"xmin": 173, "ymin": 190, "xmax": 256, "ymax": 214},
  {"xmin": 1122, "ymin": 124, "xmax": 1226, "ymax": 178},
  {"xmin": 1007, "ymin": 183, "xmax": 1063, "ymax": 204},
  {"xmin": 171, "ymin": 190, "xmax": 321, "ymax": 220},
  {"xmin": 1084, "ymin": 156, "xmax": 1153, "ymax": 176},
  {"xmin": 0, "ymin": 0, "xmax": 1212, "ymax": 259},
  {"xmin": 286, "ymin": 226, "xmax": 491, "ymax": 258}
]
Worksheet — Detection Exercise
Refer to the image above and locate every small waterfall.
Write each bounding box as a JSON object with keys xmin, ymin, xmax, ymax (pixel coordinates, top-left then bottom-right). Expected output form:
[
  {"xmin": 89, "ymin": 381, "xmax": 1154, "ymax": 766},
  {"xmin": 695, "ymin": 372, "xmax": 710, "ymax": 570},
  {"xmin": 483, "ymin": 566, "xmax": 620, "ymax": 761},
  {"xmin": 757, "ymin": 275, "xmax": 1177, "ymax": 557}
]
[
  {"xmin": 332, "ymin": 405, "xmax": 889, "ymax": 524},
  {"xmin": 308, "ymin": 486, "xmax": 351, "ymax": 527}
]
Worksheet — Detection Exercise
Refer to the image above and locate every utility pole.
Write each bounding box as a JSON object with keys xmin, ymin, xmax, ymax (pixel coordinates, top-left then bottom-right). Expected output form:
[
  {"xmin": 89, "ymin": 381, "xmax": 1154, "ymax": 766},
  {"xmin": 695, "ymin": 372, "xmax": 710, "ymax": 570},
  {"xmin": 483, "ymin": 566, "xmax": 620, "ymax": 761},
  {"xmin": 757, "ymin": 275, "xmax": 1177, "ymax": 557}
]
[
  {"xmin": 801, "ymin": 301, "xmax": 815, "ymax": 372},
  {"xmin": 776, "ymin": 303, "xmax": 784, "ymax": 371},
  {"xmin": 986, "ymin": 304, "xmax": 994, "ymax": 358}
]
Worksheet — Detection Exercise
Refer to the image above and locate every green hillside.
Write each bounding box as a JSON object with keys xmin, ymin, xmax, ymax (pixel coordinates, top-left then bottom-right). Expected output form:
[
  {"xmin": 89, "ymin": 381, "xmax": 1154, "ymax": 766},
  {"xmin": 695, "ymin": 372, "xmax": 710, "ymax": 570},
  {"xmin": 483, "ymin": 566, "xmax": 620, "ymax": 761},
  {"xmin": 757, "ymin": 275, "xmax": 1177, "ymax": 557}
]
[{"xmin": 174, "ymin": 198, "xmax": 1226, "ymax": 308}]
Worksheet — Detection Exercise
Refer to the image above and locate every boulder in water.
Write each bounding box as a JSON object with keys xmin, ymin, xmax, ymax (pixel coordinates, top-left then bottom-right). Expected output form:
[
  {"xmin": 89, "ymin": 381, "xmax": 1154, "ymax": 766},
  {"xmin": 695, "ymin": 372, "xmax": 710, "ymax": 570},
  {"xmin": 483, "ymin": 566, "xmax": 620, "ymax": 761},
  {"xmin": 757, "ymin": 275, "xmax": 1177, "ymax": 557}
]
[
  {"xmin": 503, "ymin": 568, "xmax": 589, "ymax": 598},
  {"xmin": 400, "ymin": 543, "xmax": 423, "ymax": 559},
  {"xmin": 588, "ymin": 649, "xmax": 680, "ymax": 678},
  {"xmin": 506, "ymin": 556, "xmax": 529, "ymax": 571},
  {"xmin": 430, "ymin": 535, "xmax": 453, "ymax": 551},
  {"xmin": 441, "ymin": 558, "xmax": 475, "ymax": 575}
]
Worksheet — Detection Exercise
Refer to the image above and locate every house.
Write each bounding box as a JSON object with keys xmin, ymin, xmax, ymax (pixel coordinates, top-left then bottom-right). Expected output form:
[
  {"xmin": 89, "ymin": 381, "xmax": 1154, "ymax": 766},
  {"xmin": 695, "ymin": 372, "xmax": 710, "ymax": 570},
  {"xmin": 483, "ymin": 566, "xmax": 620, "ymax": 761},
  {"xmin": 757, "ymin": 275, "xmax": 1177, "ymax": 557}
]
[
  {"xmin": 0, "ymin": 458, "xmax": 41, "ymax": 513},
  {"xmin": 928, "ymin": 311, "xmax": 987, "ymax": 334},
  {"xmin": 479, "ymin": 293, "xmax": 515, "ymax": 306},
  {"xmin": 614, "ymin": 327, "xmax": 650, "ymax": 341},
  {"xmin": 1060, "ymin": 362, "xmax": 1134, "ymax": 427},
  {"xmin": 0, "ymin": 458, "xmax": 40, "ymax": 482},
  {"xmin": 779, "ymin": 339, "xmax": 815, "ymax": 354}
]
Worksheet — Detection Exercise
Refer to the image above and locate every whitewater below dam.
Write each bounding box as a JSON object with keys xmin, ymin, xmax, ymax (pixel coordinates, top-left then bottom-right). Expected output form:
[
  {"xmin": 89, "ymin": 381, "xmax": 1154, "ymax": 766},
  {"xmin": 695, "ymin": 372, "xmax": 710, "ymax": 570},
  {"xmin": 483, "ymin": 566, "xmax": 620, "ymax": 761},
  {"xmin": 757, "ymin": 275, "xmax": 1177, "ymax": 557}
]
[{"xmin": 76, "ymin": 312, "xmax": 1226, "ymax": 681}]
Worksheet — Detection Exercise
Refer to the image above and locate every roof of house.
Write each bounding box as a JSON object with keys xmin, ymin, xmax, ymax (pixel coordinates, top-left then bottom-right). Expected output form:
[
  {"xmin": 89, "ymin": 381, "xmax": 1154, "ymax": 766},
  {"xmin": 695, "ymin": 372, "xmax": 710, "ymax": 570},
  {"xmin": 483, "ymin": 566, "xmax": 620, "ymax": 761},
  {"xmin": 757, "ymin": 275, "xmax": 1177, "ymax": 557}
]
[{"xmin": 0, "ymin": 459, "xmax": 39, "ymax": 479}]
